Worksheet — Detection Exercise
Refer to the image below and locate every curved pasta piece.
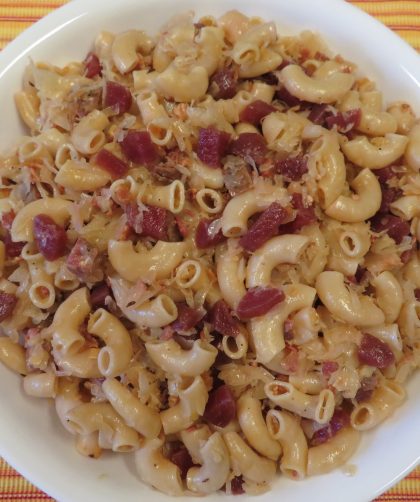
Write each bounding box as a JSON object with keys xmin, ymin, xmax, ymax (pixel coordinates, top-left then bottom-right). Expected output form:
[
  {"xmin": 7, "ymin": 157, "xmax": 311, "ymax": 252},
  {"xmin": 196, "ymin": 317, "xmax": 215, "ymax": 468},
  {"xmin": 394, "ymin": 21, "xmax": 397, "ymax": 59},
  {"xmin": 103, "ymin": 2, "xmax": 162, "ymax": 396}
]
[
  {"xmin": 65, "ymin": 402, "xmax": 140, "ymax": 453},
  {"xmin": 111, "ymin": 30, "xmax": 154, "ymax": 74},
  {"xmin": 23, "ymin": 372, "xmax": 57, "ymax": 398},
  {"xmin": 186, "ymin": 432, "xmax": 230, "ymax": 494},
  {"xmin": 341, "ymin": 134, "xmax": 409, "ymax": 169},
  {"xmin": 135, "ymin": 438, "xmax": 183, "ymax": 496},
  {"xmin": 325, "ymin": 168, "xmax": 381, "ymax": 223},
  {"xmin": 246, "ymin": 234, "xmax": 310, "ymax": 288},
  {"xmin": 55, "ymin": 378, "xmax": 83, "ymax": 433},
  {"xmin": 160, "ymin": 376, "xmax": 208, "ymax": 434},
  {"xmin": 55, "ymin": 160, "xmax": 111, "ymax": 191},
  {"xmin": 316, "ymin": 271, "xmax": 385, "ymax": 326},
  {"xmin": 108, "ymin": 240, "xmax": 187, "ymax": 282},
  {"xmin": 216, "ymin": 241, "xmax": 246, "ymax": 309},
  {"xmin": 87, "ymin": 309, "xmax": 133, "ymax": 377},
  {"xmin": 237, "ymin": 392, "xmax": 282, "ymax": 460},
  {"xmin": 223, "ymin": 431, "xmax": 276, "ymax": 484},
  {"xmin": 372, "ymin": 271, "xmax": 403, "ymax": 323},
  {"xmin": 308, "ymin": 132, "xmax": 346, "ymax": 208},
  {"xmin": 278, "ymin": 64, "xmax": 355, "ymax": 104},
  {"xmin": 265, "ymin": 381, "xmax": 335, "ymax": 424},
  {"xmin": 307, "ymin": 427, "xmax": 361, "ymax": 476},
  {"xmin": 102, "ymin": 378, "xmax": 161, "ymax": 438},
  {"xmin": 249, "ymin": 283, "xmax": 316, "ymax": 364},
  {"xmin": 266, "ymin": 409, "xmax": 307, "ymax": 479},
  {"xmin": 122, "ymin": 295, "xmax": 178, "ymax": 329},
  {"xmin": 0, "ymin": 337, "xmax": 27, "ymax": 375},
  {"xmin": 155, "ymin": 64, "xmax": 209, "ymax": 102},
  {"xmin": 145, "ymin": 339, "xmax": 218, "ymax": 377},
  {"xmin": 404, "ymin": 123, "xmax": 420, "ymax": 170},
  {"xmin": 11, "ymin": 197, "xmax": 72, "ymax": 243}
]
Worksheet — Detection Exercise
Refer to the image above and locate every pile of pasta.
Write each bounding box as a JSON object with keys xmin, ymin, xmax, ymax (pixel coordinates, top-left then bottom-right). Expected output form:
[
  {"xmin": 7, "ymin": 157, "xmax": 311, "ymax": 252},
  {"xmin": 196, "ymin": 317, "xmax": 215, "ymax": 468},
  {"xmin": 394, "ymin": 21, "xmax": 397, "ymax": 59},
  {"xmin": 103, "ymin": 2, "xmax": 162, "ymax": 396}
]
[{"xmin": 0, "ymin": 9, "xmax": 419, "ymax": 496}]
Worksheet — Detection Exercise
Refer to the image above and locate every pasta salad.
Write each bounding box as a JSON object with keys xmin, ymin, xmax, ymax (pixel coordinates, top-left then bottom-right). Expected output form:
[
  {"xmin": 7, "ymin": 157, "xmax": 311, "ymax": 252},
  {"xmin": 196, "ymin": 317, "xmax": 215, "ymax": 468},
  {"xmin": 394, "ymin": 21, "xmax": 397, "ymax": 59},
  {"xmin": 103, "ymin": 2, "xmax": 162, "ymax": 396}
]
[{"xmin": 0, "ymin": 9, "xmax": 419, "ymax": 496}]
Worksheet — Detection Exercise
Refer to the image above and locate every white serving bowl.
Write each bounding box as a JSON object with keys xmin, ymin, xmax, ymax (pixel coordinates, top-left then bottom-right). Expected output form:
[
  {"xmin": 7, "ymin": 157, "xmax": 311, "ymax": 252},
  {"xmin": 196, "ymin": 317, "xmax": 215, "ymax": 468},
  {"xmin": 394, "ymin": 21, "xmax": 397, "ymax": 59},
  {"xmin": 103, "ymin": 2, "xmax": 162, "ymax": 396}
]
[{"xmin": 0, "ymin": 1, "xmax": 419, "ymax": 501}]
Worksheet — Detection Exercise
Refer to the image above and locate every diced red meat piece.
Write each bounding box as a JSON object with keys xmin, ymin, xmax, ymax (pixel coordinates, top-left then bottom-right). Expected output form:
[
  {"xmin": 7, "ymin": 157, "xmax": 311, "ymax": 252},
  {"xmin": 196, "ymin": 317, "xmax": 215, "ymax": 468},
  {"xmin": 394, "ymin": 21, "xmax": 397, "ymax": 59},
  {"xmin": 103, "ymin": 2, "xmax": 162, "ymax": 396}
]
[
  {"xmin": 90, "ymin": 282, "xmax": 111, "ymax": 308},
  {"xmin": 104, "ymin": 81, "xmax": 132, "ymax": 115},
  {"xmin": 209, "ymin": 66, "xmax": 238, "ymax": 100},
  {"xmin": 239, "ymin": 100, "xmax": 276, "ymax": 126},
  {"xmin": 275, "ymin": 86, "xmax": 302, "ymax": 107},
  {"xmin": 1, "ymin": 210, "xmax": 15, "ymax": 231},
  {"xmin": 197, "ymin": 127, "xmax": 231, "ymax": 168},
  {"xmin": 322, "ymin": 361, "xmax": 339, "ymax": 378},
  {"xmin": 279, "ymin": 193, "xmax": 317, "ymax": 234},
  {"xmin": 33, "ymin": 214, "xmax": 67, "ymax": 261},
  {"xmin": 229, "ymin": 476, "xmax": 245, "ymax": 495},
  {"xmin": 379, "ymin": 187, "xmax": 402, "ymax": 214},
  {"xmin": 66, "ymin": 238, "xmax": 98, "ymax": 280},
  {"xmin": 357, "ymin": 333, "xmax": 395, "ymax": 369},
  {"xmin": 310, "ymin": 408, "xmax": 350, "ymax": 446},
  {"xmin": 84, "ymin": 52, "xmax": 102, "ymax": 78},
  {"xmin": 236, "ymin": 287, "xmax": 285, "ymax": 319},
  {"xmin": 375, "ymin": 165, "xmax": 398, "ymax": 185},
  {"xmin": 308, "ymin": 104, "xmax": 330, "ymax": 124},
  {"xmin": 3, "ymin": 232, "xmax": 25, "ymax": 258},
  {"xmin": 94, "ymin": 148, "xmax": 128, "ymax": 179},
  {"xmin": 229, "ymin": 133, "xmax": 268, "ymax": 164},
  {"xmin": 223, "ymin": 155, "xmax": 252, "ymax": 197},
  {"xmin": 275, "ymin": 154, "xmax": 308, "ymax": 181},
  {"xmin": 210, "ymin": 300, "xmax": 240, "ymax": 337},
  {"xmin": 325, "ymin": 109, "xmax": 361, "ymax": 133},
  {"xmin": 169, "ymin": 447, "xmax": 194, "ymax": 479},
  {"xmin": 195, "ymin": 218, "xmax": 226, "ymax": 249},
  {"xmin": 203, "ymin": 384, "xmax": 236, "ymax": 427},
  {"xmin": 0, "ymin": 292, "xmax": 18, "ymax": 322},
  {"xmin": 370, "ymin": 214, "xmax": 410, "ymax": 244},
  {"xmin": 125, "ymin": 203, "xmax": 169, "ymax": 241},
  {"xmin": 239, "ymin": 202, "xmax": 290, "ymax": 252},
  {"xmin": 355, "ymin": 376, "xmax": 378, "ymax": 403},
  {"xmin": 121, "ymin": 131, "xmax": 159, "ymax": 166},
  {"xmin": 172, "ymin": 303, "xmax": 205, "ymax": 332}
]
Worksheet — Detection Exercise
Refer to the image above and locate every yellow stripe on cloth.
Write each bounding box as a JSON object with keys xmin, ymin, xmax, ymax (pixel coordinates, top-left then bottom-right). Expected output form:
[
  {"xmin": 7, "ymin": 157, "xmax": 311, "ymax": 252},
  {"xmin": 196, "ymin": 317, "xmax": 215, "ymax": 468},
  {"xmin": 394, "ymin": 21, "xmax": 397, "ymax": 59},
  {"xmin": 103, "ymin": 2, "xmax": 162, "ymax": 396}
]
[{"xmin": 0, "ymin": 0, "xmax": 419, "ymax": 501}]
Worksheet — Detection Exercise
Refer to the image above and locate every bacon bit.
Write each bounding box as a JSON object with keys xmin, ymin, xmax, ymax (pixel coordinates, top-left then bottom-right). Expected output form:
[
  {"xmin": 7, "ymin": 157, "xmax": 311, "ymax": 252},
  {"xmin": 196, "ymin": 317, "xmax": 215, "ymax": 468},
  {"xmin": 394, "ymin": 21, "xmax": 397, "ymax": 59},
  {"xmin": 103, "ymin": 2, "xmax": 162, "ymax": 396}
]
[
  {"xmin": 175, "ymin": 216, "xmax": 189, "ymax": 238},
  {"xmin": 229, "ymin": 133, "xmax": 268, "ymax": 164},
  {"xmin": 197, "ymin": 127, "xmax": 231, "ymax": 168},
  {"xmin": 84, "ymin": 52, "xmax": 102, "ymax": 78},
  {"xmin": 223, "ymin": 155, "xmax": 252, "ymax": 197},
  {"xmin": 172, "ymin": 303, "xmax": 205, "ymax": 332},
  {"xmin": 3, "ymin": 232, "xmax": 25, "ymax": 258},
  {"xmin": 66, "ymin": 238, "xmax": 98, "ymax": 280},
  {"xmin": 355, "ymin": 376, "xmax": 378, "ymax": 403},
  {"xmin": 104, "ymin": 81, "xmax": 132, "ymax": 115},
  {"xmin": 125, "ymin": 203, "xmax": 169, "ymax": 241},
  {"xmin": 308, "ymin": 104, "xmax": 330, "ymax": 125},
  {"xmin": 315, "ymin": 51, "xmax": 329, "ymax": 61},
  {"xmin": 161, "ymin": 325, "xmax": 175, "ymax": 341},
  {"xmin": 275, "ymin": 154, "xmax": 308, "ymax": 181},
  {"xmin": 322, "ymin": 361, "xmax": 339, "ymax": 378},
  {"xmin": 210, "ymin": 300, "xmax": 240, "ymax": 337},
  {"xmin": 209, "ymin": 66, "xmax": 238, "ymax": 100},
  {"xmin": 358, "ymin": 333, "xmax": 395, "ymax": 369},
  {"xmin": 0, "ymin": 292, "xmax": 18, "ymax": 321},
  {"xmin": 239, "ymin": 202, "xmax": 290, "ymax": 252},
  {"xmin": 120, "ymin": 130, "xmax": 159, "ymax": 166},
  {"xmin": 195, "ymin": 218, "xmax": 226, "ymax": 249},
  {"xmin": 33, "ymin": 214, "xmax": 67, "ymax": 261},
  {"xmin": 239, "ymin": 100, "xmax": 276, "ymax": 126},
  {"xmin": 203, "ymin": 384, "xmax": 236, "ymax": 427},
  {"xmin": 94, "ymin": 148, "xmax": 128, "ymax": 179},
  {"xmin": 236, "ymin": 287, "xmax": 285, "ymax": 319},
  {"xmin": 90, "ymin": 282, "xmax": 111, "ymax": 309},
  {"xmin": 280, "ymin": 193, "xmax": 317, "ymax": 234},
  {"xmin": 401, "ymin": 247, "xmax": 415, "ymax": 264},
  {"xmin": 229, "ymin": 476, "xmax": 245, "ymax": 495},
  {"xmin": 282, "ymin": 345, "xmax": 300, "ymax": 374},
  {"xmin": 1, "ymin": 210, "xmax": 15, "ymax": 231},
  {"xmin": 325, "ymin": 109, "xmax": 361, "ymax": 133},
  {"xmin": 378, "ymin": 187, "xmax": 402, "ymax": 214},
  {"xmin": 276, "ymin": 86, "xmax": 302, "ymax": 107},
  {"xmin": 310, "ymin": 408, "xmax": 350, "ymax": 446},
  {"xmin": 370, "ymin": 213, "xmax": 410, "ymax": 244},
  {"xmin": 284, "ymin": 318, "xmax": 294, "ymax": 341},
  {"xmin": 169, "ymin": 447, "xmax": 194, "ymax": 479}
]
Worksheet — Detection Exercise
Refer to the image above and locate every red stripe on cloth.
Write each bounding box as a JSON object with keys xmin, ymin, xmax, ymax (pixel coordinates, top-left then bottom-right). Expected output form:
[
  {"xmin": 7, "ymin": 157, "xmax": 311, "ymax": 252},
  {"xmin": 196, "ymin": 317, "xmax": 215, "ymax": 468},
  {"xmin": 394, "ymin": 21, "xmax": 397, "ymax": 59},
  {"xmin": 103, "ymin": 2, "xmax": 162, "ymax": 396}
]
[{"xmin": 0, "ymin": 16, "xmax": 41, "ymax": 21}]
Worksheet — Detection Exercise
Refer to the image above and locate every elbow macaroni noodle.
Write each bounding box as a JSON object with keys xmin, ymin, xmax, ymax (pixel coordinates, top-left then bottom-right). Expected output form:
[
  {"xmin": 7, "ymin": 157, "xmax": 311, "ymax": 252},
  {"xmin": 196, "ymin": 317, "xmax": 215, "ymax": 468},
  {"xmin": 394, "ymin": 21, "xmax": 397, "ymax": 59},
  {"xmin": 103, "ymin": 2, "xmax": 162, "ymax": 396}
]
[{"xmin": 0, "ymin": 9, "xmax": 418, "ymax": 497}]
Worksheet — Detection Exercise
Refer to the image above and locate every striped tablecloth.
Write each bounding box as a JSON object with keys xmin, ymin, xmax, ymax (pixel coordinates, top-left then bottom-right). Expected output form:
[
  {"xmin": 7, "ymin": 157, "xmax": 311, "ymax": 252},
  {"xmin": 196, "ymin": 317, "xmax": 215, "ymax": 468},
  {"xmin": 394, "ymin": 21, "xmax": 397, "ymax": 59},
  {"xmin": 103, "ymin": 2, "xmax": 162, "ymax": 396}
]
[{"xmin": 0, "ymin": 0, "xmax": 419, "ymax": 500}]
